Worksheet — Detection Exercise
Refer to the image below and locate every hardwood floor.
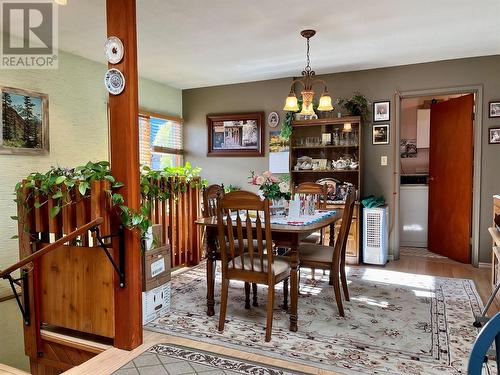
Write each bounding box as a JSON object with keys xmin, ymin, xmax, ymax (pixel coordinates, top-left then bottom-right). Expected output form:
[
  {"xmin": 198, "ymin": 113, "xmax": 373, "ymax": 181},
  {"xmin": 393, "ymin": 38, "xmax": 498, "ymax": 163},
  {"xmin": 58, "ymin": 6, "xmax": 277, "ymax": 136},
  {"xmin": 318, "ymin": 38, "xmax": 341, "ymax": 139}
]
[{"xmin": 64, "ymin": 255, "xmax": 497, "ymax": 375}]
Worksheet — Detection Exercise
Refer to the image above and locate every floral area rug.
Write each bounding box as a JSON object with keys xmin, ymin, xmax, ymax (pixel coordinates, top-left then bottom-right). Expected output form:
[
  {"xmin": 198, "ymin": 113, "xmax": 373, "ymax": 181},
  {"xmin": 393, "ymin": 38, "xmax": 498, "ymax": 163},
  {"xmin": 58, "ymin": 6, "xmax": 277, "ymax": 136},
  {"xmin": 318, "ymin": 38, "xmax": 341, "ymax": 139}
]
[{"xmin": 145, "ymin": 263, "xmax": 495, "ymax": 374}]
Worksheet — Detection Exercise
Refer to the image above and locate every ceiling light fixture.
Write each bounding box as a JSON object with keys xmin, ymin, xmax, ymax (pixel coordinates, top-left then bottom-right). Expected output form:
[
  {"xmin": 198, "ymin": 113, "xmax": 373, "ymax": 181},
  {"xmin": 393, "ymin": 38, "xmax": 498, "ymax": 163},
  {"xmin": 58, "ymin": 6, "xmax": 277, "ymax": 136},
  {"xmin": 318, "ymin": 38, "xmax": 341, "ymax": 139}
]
[
  {"xmin": 283, "ymin": 30, "xmax": 333, "ymax": 116},
  {"xmin": 54, "ymin": 0, "xmax": 67, "ymax": 5}
]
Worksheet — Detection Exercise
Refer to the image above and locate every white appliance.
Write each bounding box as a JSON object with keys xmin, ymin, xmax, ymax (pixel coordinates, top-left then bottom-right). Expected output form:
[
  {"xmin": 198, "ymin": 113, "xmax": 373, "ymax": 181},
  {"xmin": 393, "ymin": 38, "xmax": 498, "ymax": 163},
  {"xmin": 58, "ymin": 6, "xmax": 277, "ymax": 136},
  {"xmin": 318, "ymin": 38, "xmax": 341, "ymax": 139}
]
[
  {"xmin": 399, "ymin": 185, "xmax": 428, "ymax": 247},
  {"xmin": 363, "ymin": 206, "xmax": 389, "ymax": 265}
]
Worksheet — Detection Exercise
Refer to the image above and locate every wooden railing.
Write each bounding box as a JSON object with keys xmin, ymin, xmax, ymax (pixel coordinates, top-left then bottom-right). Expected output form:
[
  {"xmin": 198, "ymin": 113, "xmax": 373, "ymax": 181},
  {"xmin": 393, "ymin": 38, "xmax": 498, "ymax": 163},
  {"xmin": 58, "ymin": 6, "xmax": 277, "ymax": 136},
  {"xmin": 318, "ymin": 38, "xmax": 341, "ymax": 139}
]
[
  {"xmin": 143, "ymin": 176, "xmax": 202, "ymax": 267},
  {"xmin": 0, "ymin": 217, "xmax": 103, "ymax": 279}
]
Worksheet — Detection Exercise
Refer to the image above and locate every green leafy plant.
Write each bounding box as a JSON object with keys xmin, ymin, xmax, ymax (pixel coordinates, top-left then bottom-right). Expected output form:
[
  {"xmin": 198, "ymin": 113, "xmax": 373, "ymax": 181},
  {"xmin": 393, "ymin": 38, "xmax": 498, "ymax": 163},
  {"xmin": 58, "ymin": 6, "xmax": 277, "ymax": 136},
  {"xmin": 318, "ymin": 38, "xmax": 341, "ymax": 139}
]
[
  {"xmin": 280, "ymin": 98, "xmax": 319, "ymax": 140},
  {"xmin": 337, "ymin": 92, "xmax": 371, "ymax": 121},
  {"xmin": 13, "ymin": 161, "xmax": 206, "ymax": 244}
]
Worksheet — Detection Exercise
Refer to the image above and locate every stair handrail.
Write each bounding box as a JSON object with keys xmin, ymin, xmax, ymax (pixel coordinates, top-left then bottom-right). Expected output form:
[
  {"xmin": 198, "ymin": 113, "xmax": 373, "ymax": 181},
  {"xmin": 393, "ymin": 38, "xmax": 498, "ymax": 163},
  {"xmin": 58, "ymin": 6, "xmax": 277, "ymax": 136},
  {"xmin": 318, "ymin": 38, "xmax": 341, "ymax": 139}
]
[{"xmin": 0, "ymin": 217, "xmax": 103, "ymax": 279}]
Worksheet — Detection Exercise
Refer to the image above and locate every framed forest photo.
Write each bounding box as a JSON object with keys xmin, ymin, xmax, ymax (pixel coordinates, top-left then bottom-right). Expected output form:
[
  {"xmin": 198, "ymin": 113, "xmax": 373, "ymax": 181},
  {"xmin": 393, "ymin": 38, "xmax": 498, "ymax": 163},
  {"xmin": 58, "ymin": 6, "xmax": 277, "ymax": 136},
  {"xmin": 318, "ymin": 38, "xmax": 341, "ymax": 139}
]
[{"xmin": 1, "ymin": 87, "xmax": 49, "ymax": 155}]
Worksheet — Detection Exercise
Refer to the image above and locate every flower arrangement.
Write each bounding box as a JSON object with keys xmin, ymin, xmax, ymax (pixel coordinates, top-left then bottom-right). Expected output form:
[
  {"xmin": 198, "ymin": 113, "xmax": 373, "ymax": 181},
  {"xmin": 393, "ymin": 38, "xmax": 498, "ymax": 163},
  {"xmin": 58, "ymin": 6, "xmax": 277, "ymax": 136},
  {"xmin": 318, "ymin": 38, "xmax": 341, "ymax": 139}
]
[{"xmin": 248, "ymin": 171, "xmax": 291, "ymax": 201}]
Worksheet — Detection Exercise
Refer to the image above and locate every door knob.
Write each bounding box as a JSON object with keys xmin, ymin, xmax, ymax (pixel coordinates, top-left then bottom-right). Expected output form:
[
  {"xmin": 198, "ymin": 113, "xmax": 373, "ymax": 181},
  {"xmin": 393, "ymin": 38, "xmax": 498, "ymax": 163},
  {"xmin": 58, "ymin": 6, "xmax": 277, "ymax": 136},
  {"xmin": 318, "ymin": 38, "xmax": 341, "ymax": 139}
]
[{"xmin": 428, "ymin": 176, "xmax": 434, "ymax": 182}]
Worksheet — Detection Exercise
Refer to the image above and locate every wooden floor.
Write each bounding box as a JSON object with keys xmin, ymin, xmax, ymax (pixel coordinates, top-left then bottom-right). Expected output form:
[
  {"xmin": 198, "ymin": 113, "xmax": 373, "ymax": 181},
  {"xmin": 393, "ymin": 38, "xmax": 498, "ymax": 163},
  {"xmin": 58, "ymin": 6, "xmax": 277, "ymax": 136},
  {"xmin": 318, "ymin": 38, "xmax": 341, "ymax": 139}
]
[{"xmin": 64, "ymin": 254, "xmax": 498, "ymax": 375}]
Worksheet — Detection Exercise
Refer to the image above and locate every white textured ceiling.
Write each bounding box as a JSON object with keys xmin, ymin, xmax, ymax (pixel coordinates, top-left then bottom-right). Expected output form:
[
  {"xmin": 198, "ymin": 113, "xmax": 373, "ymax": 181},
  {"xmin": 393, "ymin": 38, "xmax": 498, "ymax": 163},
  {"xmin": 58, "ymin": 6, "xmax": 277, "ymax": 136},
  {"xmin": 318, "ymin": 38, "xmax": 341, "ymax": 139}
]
[{"xmin": 53, "ymin": 0, "xmax": 500, "ymax": 88}]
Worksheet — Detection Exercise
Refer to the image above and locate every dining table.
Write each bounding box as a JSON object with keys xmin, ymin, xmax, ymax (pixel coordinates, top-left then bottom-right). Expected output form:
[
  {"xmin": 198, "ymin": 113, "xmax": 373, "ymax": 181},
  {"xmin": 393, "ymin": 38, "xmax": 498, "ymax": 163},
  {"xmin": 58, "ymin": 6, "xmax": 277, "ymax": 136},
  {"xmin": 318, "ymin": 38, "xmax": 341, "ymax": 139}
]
[{"xmin": 195, "ymin": 209, "xmax": 342, "ymax": 332}]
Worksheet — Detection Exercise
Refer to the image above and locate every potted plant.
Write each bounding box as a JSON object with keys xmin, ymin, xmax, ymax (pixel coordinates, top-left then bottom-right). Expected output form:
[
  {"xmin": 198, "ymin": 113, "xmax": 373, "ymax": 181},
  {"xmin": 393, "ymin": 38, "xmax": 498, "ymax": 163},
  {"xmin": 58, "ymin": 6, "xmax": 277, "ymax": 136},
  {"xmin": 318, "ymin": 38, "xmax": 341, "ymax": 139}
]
[{"xmin": 337, "ymin": 92, "xmax": 370, "ymax": 121}]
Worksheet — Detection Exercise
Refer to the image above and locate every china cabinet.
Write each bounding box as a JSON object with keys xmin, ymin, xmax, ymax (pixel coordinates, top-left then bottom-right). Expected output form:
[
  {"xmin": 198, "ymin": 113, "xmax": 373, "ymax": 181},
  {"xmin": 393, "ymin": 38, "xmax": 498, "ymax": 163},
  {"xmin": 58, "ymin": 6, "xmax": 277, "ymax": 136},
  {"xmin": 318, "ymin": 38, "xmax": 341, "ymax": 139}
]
[{"xmin": 289, "ymin": 116, "xmax": 362, "ymax": 264}]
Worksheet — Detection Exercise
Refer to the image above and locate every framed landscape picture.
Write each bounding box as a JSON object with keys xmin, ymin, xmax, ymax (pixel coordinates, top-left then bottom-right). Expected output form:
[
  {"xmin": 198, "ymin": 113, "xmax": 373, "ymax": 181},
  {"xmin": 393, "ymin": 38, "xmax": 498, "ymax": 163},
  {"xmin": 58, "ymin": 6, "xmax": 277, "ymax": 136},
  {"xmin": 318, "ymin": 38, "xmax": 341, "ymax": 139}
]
[
  {"xmin": 373, "ymin": 124, "xmax": 390, "ymax": 145},
  {"xmin": 373, "ymin": 100, "xmax": 390, "ymax": 122},
  {"xmin": 207, "ymin": 112, "xmax": 264, "ymax": 157},
  {"xmin": 1, "ymin": 86, "xmax": 49, "ymax": 155}
]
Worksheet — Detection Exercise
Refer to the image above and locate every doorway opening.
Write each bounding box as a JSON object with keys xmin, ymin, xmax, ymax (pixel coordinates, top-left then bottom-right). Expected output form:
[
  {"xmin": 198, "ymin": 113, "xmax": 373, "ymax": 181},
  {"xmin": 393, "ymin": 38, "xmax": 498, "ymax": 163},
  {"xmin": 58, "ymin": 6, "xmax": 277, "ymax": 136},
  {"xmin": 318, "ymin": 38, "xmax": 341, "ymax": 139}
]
[{"xmin": 398, "ymin": 93, "xmax": 476, "ymax": 263}]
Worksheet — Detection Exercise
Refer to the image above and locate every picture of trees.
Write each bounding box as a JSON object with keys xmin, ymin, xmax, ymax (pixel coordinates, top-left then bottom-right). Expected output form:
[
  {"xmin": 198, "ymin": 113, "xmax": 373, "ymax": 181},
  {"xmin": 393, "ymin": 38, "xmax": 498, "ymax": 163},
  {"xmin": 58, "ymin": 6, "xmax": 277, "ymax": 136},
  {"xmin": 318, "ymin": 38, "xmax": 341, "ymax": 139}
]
[{"xmin": 1, "ymin": 87, "xmax": 48, "ymax": 153}]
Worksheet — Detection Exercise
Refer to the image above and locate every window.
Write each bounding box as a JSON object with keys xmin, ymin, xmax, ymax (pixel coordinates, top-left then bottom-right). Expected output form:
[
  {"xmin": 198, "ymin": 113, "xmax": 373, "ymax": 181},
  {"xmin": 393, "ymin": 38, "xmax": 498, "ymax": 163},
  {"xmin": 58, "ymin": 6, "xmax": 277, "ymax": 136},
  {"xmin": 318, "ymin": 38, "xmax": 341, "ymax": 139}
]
[{"xmin": 139, "ymin": 112, "xmax": 183, "ymax": 170}]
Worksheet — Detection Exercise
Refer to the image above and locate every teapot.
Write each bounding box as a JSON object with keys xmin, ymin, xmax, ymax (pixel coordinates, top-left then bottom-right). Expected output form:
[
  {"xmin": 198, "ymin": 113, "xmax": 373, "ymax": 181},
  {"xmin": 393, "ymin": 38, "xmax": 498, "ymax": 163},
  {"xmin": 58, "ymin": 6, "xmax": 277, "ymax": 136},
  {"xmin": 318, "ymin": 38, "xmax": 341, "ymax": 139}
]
[{"xmin": 332, "ymin": 158, "xmax": 349, "ymax": 170}]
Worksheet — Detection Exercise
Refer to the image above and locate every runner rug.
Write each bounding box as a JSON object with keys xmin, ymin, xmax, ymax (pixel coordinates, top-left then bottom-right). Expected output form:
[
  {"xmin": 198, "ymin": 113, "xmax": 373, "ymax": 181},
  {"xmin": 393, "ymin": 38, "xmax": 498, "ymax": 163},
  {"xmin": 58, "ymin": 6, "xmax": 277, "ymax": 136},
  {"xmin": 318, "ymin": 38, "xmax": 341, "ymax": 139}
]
[
  {"xmin": 145, "ymin": 264, "xmax": 494, "ymax": 374},
  {"xmin": 113, "ymin": 343, "xmax": 299, "ymax": 375}
]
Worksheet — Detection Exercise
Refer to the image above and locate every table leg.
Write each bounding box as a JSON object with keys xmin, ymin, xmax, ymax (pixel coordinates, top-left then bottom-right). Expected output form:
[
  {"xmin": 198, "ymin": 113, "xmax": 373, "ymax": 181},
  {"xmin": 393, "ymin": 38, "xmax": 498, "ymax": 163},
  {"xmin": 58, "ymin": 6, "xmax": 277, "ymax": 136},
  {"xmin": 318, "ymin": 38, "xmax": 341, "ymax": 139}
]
[
  {"xmin": 206, "ymin": 227, "xmax": 217, "ymax": 316},
  {"xmin": 289, "ymin": 235, "xmax": 299, "ymax": 332}
]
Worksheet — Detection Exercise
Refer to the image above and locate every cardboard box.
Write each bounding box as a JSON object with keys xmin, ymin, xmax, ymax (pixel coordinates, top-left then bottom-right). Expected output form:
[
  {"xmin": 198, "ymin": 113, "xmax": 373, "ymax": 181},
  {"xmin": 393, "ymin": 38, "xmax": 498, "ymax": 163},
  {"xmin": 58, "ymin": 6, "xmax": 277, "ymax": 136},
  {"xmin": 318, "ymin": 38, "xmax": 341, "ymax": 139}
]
[
  {"xmin": 144, "ymin": 224, "xmax": 164, "ymax": 251},
  {"xmin": 142, "ymin": 244, "xmax": 171, "ymax": 291},
  {"xmin": 142, "ymin": 282, "xmax": 170, "ymax": 324}
]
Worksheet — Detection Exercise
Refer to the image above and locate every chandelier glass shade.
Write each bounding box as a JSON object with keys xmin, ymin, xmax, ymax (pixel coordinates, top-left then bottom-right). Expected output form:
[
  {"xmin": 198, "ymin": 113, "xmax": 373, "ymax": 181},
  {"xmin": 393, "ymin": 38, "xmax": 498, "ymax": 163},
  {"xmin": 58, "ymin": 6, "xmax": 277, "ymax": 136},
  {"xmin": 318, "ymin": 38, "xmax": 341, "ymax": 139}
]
[{"xmin": 283, "ymin": 30, "xmax": 333, "ymax": 115}]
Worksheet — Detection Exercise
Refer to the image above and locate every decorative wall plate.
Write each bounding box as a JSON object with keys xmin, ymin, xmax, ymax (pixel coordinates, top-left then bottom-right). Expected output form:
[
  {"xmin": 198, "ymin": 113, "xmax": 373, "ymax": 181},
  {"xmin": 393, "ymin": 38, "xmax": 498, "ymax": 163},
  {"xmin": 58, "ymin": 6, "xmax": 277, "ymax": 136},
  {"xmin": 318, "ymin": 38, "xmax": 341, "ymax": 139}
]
[
  {"xmin": 268, "ymin": 111, "xmax": 280, "ymax": 128},
  {"xmin": 104, "ymin": 68, "xmax": 125, "ymax": 95},
  {"xmin": 105, "ymin": 36, "xmax": 124, "ymax": 64}
]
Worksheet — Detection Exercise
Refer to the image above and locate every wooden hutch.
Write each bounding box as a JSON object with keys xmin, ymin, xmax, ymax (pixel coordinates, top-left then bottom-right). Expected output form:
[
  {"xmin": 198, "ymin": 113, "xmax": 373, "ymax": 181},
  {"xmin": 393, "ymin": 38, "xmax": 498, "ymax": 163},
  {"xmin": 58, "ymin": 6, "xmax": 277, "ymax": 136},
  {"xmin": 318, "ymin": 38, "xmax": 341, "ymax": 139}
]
[{"xmin": 289, "ymin": 116, "xmax": 362, "ymax": 264}]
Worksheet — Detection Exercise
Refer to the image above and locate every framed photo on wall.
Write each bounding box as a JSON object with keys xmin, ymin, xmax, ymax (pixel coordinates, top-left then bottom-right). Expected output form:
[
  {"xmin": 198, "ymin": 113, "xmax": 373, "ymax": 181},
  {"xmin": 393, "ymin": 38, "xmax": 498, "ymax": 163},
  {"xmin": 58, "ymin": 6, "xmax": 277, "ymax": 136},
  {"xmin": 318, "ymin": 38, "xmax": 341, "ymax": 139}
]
[
  {"xmin": 0, "ymin": 86, "xmax": 49, "ymax": 155},
  {"xmin": 207, "ymin": 112, "xmax": 265, "ymax": 157},
  {"xmin": 373, "ymin": 100, "xmax": 390, "ymax": 122},
  {"xmin": 489, "ymin": 101, "xmax": 500, "ymax": 118},
  {"xmin": 489, "ymin": 127, "xmax": 500, "ymax": 144},
  {"xmin": 373, "ymin": 124, "xmax": 390, "ymax": 145}
]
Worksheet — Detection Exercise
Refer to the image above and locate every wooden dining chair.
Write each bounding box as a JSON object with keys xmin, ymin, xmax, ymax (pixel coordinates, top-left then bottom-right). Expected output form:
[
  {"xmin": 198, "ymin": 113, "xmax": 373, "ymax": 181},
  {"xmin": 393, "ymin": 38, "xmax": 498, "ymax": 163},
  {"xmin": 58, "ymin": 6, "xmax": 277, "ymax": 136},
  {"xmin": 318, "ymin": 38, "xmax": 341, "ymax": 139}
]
[
  {"xmin": 298, "ymin": 188, "xmax": 356, "ymax": 317},
  {"xmin": 292, "ymin": 182, "xmax": 328, "ymax": 244},
  {"xmin": 202, "ymin": 184, "xmax": 260, "ymax": 308},
  {"xmin": 216, "ymin": 191, "xmax": 290, "ymax": 342}
]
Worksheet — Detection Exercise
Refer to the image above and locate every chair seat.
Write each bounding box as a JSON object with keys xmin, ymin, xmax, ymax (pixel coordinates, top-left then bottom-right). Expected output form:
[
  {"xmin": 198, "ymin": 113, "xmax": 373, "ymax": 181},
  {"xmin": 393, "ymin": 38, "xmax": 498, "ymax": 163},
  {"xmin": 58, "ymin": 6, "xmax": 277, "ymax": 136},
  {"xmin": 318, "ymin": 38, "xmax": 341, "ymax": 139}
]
[
  {"xmin": 299, "ymin": 243, "xmax": 334, "ymax": 264},
  {"xmin": 229, "ymin": 254, "xmax": 290, "ymax": 275},
  {"xmin": 300, "ymin": 231, "xmax": 321, "ymax": 244}
]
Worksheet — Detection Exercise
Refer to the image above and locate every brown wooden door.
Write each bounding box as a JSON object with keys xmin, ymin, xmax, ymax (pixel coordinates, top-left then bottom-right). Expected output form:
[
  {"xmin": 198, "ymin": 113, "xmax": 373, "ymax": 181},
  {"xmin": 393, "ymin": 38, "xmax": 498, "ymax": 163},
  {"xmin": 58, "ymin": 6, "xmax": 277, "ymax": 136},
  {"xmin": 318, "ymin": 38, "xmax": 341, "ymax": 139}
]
[{"xmin": 428, "ymin": 94, "xmax": 474, "ymax": 263}]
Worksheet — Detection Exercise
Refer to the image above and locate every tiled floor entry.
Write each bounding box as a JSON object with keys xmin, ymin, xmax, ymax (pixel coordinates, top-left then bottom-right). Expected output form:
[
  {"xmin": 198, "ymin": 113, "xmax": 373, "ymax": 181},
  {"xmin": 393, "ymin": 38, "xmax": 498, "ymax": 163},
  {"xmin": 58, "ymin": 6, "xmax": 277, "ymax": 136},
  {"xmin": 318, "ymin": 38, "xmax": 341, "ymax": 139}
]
[{"xmin": 113, "ymin": 343, "xmax": 298, "ymax": 375}]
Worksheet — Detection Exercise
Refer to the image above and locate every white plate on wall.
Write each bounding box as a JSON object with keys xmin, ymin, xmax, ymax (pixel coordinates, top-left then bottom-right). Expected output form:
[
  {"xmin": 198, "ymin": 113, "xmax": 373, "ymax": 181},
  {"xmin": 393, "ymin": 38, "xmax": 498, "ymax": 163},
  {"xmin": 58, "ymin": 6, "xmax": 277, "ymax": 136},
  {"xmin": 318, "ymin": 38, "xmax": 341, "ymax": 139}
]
[{"xmin": 105, "ymin": 36, "xmax": 124, "ymax": 64}]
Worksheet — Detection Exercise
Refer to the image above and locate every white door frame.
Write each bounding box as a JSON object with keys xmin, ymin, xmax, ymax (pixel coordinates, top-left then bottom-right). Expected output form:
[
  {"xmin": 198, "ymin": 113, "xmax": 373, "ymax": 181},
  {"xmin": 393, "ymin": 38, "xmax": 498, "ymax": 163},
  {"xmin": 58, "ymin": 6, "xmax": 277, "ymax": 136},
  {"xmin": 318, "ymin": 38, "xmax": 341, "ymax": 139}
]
[{"xmin": 392, "ymin": 85, "xmax": 483, "ymax": 266}]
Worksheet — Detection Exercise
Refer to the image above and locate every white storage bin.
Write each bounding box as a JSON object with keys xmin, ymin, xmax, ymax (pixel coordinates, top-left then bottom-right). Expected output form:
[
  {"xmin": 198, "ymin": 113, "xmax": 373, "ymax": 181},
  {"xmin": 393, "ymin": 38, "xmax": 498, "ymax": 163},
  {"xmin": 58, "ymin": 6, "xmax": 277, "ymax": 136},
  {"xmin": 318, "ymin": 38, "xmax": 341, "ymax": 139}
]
[{"xmin": 142, "ymin": 282, "xmax": 171, "ymax": 324}]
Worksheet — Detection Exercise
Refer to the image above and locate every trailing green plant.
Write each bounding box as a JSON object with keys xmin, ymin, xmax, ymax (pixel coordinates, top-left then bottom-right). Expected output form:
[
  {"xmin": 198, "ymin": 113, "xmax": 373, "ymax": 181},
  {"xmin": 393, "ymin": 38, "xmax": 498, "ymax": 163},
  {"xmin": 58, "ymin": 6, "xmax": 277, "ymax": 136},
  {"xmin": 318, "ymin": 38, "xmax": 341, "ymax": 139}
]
[
  {"xmin": 280, "ymin": 98, "xmax": 319, "ymax": 140},
  {"xmin": 13, "ymin": 161, "xmax": 207, "ymax": 243},
  {"xmin": 337, "ymin": 92, "xmax": 371, "ymax": 121}
]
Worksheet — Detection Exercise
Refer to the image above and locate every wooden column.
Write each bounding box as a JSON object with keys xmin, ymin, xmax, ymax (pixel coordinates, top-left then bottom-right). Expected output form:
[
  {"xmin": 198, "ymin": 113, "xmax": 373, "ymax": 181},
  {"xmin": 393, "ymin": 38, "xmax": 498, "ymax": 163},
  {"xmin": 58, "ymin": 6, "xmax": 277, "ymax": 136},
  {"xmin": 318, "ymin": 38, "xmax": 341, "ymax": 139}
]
[{"xmin": 106, "ymin": 0, "xmax": 142, "ymax": 349}]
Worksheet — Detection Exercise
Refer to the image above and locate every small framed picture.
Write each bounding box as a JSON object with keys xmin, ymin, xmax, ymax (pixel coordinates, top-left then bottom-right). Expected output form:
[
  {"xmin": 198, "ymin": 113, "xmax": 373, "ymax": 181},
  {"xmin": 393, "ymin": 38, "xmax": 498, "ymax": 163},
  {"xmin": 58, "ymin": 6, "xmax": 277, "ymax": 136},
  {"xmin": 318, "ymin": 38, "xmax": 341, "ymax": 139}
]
[
  {"xmin": 373, "ymin": 100, "xmax": 390, "ymax": 122},
  {"xmin": 489, "ymin": 127, "xmax": 500, "ymax": 144},
  {"xmin": 267, "ymin": 111, "xmax": 280, "ymax": 128},
  {"xmin": 373, "ymin": 124, "xmax": 389, "ymax": 145},
  {"xmin": 489, "ymin": 101, "xmax": 500, "ymax": 118}
]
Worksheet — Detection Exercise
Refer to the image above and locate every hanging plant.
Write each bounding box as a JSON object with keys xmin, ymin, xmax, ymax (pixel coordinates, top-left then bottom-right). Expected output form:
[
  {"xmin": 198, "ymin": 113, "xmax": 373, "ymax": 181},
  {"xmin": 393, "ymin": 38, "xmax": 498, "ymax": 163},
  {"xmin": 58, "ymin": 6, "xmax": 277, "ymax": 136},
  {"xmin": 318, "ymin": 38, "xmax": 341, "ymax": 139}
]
[{"xmin": 280, "ymin": 99, "xmax": 319, "ymax": 140}]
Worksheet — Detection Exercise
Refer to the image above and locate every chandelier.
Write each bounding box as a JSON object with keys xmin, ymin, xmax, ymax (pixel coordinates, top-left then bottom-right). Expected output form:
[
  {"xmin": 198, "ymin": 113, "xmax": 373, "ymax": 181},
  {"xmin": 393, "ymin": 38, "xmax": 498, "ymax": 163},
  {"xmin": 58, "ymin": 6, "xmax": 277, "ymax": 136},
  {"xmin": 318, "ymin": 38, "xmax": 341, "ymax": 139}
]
[{"xmin": 283, "ymin": 30, "xmax": 333, "ymax": 116}]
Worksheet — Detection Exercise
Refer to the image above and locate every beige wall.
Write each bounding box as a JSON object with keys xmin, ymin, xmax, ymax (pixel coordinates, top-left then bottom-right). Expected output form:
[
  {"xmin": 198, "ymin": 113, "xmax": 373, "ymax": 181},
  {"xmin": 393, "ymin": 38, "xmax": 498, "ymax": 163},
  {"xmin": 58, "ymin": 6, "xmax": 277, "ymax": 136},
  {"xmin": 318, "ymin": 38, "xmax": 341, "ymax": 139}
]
[
  {"xmin": 183, "ymin": 55, "xmax": 500, "ymax": 263},
  {"xmin": 0, "ymin": 49, "xmax": 182, "ymax": 370}
]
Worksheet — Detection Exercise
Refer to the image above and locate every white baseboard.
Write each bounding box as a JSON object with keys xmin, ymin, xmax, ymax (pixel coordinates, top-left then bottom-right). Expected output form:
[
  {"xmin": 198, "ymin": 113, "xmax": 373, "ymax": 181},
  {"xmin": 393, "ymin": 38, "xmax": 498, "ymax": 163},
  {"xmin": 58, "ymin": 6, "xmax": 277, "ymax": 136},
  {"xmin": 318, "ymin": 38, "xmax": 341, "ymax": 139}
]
[{"xmin": 479, "ymin": 262, "xmax": 491, "ymax": 269}]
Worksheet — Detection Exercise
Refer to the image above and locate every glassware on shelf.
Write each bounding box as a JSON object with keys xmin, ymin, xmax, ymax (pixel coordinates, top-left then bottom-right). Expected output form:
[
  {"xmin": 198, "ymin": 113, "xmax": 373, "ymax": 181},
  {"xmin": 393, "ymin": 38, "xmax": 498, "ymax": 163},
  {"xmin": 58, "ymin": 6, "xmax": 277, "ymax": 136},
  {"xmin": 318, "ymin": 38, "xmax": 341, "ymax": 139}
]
[{"xmin": 332, "ymin": 130, "xmax": 339, "ymax": 146}]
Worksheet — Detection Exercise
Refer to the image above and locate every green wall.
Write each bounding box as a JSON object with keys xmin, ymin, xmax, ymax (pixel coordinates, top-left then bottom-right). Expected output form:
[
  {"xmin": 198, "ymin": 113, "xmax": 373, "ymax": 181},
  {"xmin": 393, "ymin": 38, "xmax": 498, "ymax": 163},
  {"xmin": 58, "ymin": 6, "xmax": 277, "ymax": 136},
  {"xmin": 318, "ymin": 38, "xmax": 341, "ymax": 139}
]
[{"xmin": 0, "ymin": 48, "xmax": 182, "ymax": 371}]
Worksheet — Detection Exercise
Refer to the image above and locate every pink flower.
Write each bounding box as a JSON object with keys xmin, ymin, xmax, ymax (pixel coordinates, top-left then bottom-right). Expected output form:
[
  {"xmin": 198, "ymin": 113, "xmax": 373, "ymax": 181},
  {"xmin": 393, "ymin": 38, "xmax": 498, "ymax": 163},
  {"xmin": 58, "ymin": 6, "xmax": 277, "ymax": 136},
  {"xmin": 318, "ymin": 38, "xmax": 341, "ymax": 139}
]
[
  {"xmin": 255, "ymin": 176, "xmax": 265, "ymax": 185},
  {"xmin": 262, "ymin": 171, "xmax": 272, "ymax": 178}
]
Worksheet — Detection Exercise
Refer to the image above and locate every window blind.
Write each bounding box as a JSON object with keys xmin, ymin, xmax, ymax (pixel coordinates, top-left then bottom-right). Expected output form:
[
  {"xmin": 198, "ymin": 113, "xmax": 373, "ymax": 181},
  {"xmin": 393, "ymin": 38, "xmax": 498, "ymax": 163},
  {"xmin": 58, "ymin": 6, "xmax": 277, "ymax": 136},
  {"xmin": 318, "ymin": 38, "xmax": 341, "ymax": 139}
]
[{"xmin": 139, "ymin": 113, "xmax": 183, "ymax": 170}]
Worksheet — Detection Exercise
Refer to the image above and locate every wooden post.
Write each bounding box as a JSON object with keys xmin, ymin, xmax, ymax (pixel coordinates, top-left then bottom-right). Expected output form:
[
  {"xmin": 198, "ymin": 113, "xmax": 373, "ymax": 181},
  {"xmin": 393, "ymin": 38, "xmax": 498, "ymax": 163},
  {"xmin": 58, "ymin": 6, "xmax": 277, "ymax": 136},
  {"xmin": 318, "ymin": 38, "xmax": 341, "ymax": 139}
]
[{"xmin": 106, "ymin": 0, "xmax": 142, "ymax": 349}]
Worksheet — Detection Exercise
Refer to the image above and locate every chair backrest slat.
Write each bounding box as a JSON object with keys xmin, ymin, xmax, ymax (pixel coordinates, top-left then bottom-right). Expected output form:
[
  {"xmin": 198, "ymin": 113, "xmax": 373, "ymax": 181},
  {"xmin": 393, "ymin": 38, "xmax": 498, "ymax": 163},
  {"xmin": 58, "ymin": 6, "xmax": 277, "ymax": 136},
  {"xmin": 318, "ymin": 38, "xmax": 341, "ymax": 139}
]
[
  {"xmin": 332, "ymin": 189, "xmax": 356, "ymax": 266},
  {"xmin": 202, "ymin": 184, "xmax": 225, "ymax": 218},
  {"xmin": 217, "ymin": 191, "xmax": 273, "ymax": 276},
  {"xmin": 292, "ymin": 182, "xmax": 328, "ymax": 210}
]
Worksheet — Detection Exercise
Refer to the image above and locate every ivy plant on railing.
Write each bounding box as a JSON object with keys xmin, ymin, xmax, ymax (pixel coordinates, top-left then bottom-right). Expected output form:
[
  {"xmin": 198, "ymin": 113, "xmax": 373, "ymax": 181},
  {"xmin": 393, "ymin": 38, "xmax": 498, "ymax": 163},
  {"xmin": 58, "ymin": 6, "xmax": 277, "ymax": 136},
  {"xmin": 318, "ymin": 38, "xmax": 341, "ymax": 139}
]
[{"xmin": 13, "ymin": 161, "xmax": 206, "ymax": 242}]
